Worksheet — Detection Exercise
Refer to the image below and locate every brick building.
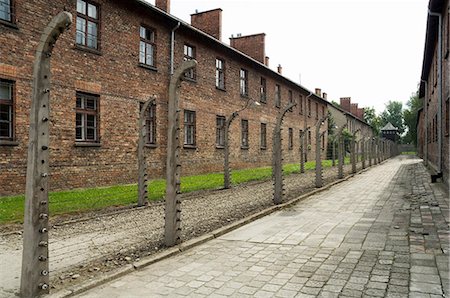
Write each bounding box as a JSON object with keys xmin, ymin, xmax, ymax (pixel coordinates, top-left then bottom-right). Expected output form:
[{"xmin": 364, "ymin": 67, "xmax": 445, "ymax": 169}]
[
  {"xmin": 417, "ymin": 0, "xmax": 449, "ymax": 187},
  {"xmin": 0, "ymin": 0, "xmax": 329, "ymax": 195}
]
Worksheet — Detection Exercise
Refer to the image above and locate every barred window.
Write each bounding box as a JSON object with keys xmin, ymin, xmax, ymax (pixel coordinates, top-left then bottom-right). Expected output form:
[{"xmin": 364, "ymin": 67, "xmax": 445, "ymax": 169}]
[
  {"xmin": 299, "ymin": 95, "xmax": 304, "ymax": 115},
  {"xmin": 76, "ymin": 0, "xmax": 99, "ymax": 50},
  {"xmin": 139, "ymin": 26, "xmax": 156, "ymax": 67},
  {"xmin": 322, "ymin": 105, "xmax": 325, "ymax": 118},
  {"xmin": 215, "ymin": 58, "xmax": 225, "ymax": 89},
  {"xmin": 240, "ymin": 68, "xmax": 248, "ymax": 96},
  {"xmin": 275, "ymin": 84, "xmax": 281, "ymax": 108},
  {"xmin": 260, "ymin": 77, "xmax": 267, "ymax": 103},
  {"xmin": 145, "ymin": 103, "xmax": 156, "ymax": 145},
  {"xmin": 260, "ymin": 123, "xmax": 267, "ymax": 149},
  {"xmin": 0, "ymin": 0, "xmax": 12, "ymax": 22},
  {"xmin": 183, "ymin": 44, "xmax": 196, "ymax": 80},
  {"xmin": 241, "ymin": 119, "xmax": 249, "ymax": 148},
  {"xmin": 288, "ymin": 90, "xmax": 293, "ymax": 112},
  {"xmin": 308, "ymin": 99, "xmax": 311, "ymax": 117},
  {"xmin": 315, "ymin": 102, "xmax": 319, "ymax": 119},
  {"xmin": 0, "ymin": 80, "xmax": 13, "ymax": 140},
  {"xmin": 288, "ymin": 128, "xmax": 293, "ymax": 150},
  {"xmin": 76, "ymin": 92, "xmax": 99, "ymax": 142},
  {"xmin": 216, "ymin": 115, "xmax": 225, "ymax": 147},
  {"xmin": 184, "ymin": 110, "xmax": 196, "ymax": 146}
]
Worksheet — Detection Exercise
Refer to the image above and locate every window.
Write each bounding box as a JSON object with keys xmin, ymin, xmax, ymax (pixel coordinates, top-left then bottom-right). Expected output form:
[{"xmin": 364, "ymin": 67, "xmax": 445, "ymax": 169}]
[
  {"xmin": 288, "ymin": 128, "xmax": 293, "ymax": 150},
  {"xmin": 0, "ymin": 0, "xmax": 12, "ymax": 22},
  {"xmin": 288, "ymin": 90, "xmax": 293, "ymax": 112},
  {"xmin": 184, "ymin": 110, "xmax": 196, "ymax": 146},
  {"xmin": 445, "ymin": 99, "xmax": 449, "ymax": 136},
  {"xmin": 321, "ymin": 105, "xmax": 325, "ymax": 118},
  {"xmin": 241, "ymin": 119, "xmax": 249, "ymax": 148},
  {"xmin": 315, "ymin": 102, "xmax": 319, "ymax": 119},
  {"xmin": 216, "ymin": 115, "xmax": 225, "ymax": 147},
  {"xmin": 215, "ymin": 58, "xmax": 225, "ymax": 90},
  {"xmin": 144, "ymin": 103, "xmax": 156, "ymax": 145},
  {"xmin": 183, "ymin": 44, "xmax": 196, "ymax": 80},
  {"xmin": 308, "ymin": 99, "xmax": 311, "ymax": 117},
  {"xmin": 240, "ymin": 68, "xmax": 248, "ymax": 97},
  {"xmin": 76, "ymin": 0, "xmax": 99, "ymax": 50},
  {"xmin": 299, "ymin": 95, "xmax": 304, "ymax": 115},
  {"xmin": 0, "ymin": 80, "xmax": 13, "ymax": 140},
  {"xmin": 275, "ymin": 84, "xmax": 281, "ymax": 108},
  {"xmin": 139, "ymin": 26, "xmax": 156, "ymax": 67},
  {"xmin": 260, "ymin": 77, "xmax": 267, "ymax": 103},
  {"xmin": 260, "ymin": 123, "xmax": 267, "ymax": 149},
  {"xmin": 76, "ymin": 92, "xmax": 99, "ymax": 142}
]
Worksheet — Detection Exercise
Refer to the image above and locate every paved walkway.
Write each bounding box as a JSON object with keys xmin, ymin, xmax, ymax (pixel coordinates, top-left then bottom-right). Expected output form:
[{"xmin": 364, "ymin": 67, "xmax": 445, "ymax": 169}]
[{"xmin": 75, "ymin": 156, "xmax": 449, "ymax": 298}]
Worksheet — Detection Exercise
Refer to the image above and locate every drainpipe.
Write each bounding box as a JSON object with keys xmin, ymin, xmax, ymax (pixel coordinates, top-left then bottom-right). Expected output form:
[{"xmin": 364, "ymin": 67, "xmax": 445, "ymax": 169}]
[
  {"xmin": 428, "ymin": 10, "xmax": 442, "ymax": 174},
  {"xmin": 170, "ymin": 22, "xmax": 181, "ymax": 75},
  {"xmin": 304, "ymin": 92, "xmax": 313, "ymax": 162},
  {"xmin": 421, "ymin": 79, "xmax": 428, "ymax": 166}
]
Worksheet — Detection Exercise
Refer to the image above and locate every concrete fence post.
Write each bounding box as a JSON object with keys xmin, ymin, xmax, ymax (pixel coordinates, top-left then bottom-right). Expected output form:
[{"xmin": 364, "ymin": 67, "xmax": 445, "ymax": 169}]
[
  {"xmin": 368, "ymin": 138, "xmax": 372, "ymax": 167},
  {"xmin": 337, "ymin": 124, "xmax": 347, "ymax": 179},
  {"xmin": 300, "ymin": 127, "xmax": 310, "ymax": 173},
  {"xmin": 21, "ymin": 12, "xmax": 72, "ymax": 298},
  {"xmin": 273, "ymin": 101, "xmax": 296, "ymax": 204},
  {"xmin": 137, "ymin": 97, "xmax": 156, "ymax": 207},
  {"xmin": 361, "ymin": 138, "xmax": 366, "ymax": 169},
  {"xmin": 332, "ymin": 137, "xmax": 336, "ymax": 167},
  {"xmin": 165, "ymin": 60, "xmax": 197, "ymax": 247},
  {"xmin": 315, "ymin": 116, "xmax": 328, "ymax": 188},
  {"xmin": 351, "ymin": 129, "xmax": 360, "ymax": 174}
]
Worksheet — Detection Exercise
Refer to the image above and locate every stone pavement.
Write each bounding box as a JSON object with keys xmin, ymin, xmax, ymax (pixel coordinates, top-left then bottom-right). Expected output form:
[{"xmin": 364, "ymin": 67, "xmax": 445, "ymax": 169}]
[{"xmin": 75, "ymin": 156, "xmax": 449, "ymax": 298}]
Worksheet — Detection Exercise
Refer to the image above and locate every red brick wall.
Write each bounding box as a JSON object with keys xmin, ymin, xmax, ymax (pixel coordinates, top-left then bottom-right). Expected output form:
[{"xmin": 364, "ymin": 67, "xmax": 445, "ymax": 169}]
[
  {"xmin": 191, "ymin": 9, "xmax": 222, "ymax": 41},
  {"xmin": 0, "ymin": 0, "xmax": 328, "ymax": 195},
  {"xmin": 350, "ymin": 103, "xmax": 358, "ymax": 117},
  {"xmin": 230, "ymin": 33, "xmax": 266, "ymax": 64},
  {"xmin": 340, "ymin": 97, "xmax": 351, "ymax": 112}
]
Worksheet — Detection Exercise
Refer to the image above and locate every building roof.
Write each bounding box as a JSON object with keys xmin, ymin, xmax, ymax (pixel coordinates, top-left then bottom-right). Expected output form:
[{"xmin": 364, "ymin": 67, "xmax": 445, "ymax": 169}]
[
  {"xmin": 381, "ymin": 122, "xmax": 398, "ymax": 131},
  {"xmin": 133, "ymin": 0, "xmax": 329, "ymax": 105},
  {"xmin": 328, "ymin": 102, "xmax": 373, "ymax": 129},
  {"xmin": 419, "ymin": 0, "xmax": 446, "ymax": 98}
]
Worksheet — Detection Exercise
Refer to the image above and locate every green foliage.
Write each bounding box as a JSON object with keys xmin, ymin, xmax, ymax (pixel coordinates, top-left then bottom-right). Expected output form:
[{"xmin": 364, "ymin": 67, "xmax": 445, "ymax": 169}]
[
  {"xmin": 0, "ymin": 159, "xmax": 345, "ymax": 225},
  {"xmin": 380, "ymin": 100, "xmax": 405, "ymax": 135},
  {"xmin": 403, "ymin": 91, "xmax": 422, "ymax": 145},
  {"xmin": 364, "ymin": 106, "xmax": 381, "ymax": 135}
]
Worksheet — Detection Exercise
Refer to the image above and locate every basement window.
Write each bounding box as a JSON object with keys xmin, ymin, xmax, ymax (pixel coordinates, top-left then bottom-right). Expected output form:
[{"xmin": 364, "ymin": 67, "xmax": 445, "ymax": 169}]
[
  {"xmin": 76, "ymin": 92, "xmax": 99, "ymax": 143},
  {"xmin": 184, "ymin": 110, "xmax": 196, "ymax": 147},
  {"xmin": 0, "ymin": 79, "xmax": 14, "ymax": 142},
  {"xmin": 241, "ymin": 119, "xmax": 249, "ymax": 148},
  {"xmin": 216, "ymin": 115, "xmax": 225, "ymax": 148},
  {"xmin": 260, "ymin": 123, "xmax": 267, "ymax": 149}
]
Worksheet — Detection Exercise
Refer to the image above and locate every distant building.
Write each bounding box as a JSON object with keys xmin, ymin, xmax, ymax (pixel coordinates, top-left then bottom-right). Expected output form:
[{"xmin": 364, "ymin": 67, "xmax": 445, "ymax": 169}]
[{"xmin": 381, "ymin": 123, "xmax": 399, "ymax": 142}]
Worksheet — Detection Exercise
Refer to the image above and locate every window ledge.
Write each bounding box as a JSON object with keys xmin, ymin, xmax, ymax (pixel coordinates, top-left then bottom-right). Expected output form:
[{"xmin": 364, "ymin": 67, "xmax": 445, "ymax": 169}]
[
  {"xmin": 75, "ymin": 142, "xmax": 101, "ymax": 147},
  {"xmin": 216, "ymin": 86, "xmax": 226, "ymax": 92},
  {"xmin": 240, "ymin": 94, "xmax": 249, "ymax": 99},
  {"xmin": 241, "ymin": 146, "xmax": 249, "ymax": 150},
  {"xmin": 216, "ymin": 145, "xmax": 225, "ymax": 149},
  {"xmin": 74, "ymin": 44, "xmax": 102, "ymax": 56},
  {"xmin": 183, "ymin": 76, "xmax": 197, "ymax": 83},
  {"xmin": 138, "ymin": 63, "xmax": 157, "ymax": 72},
  {"xmin": 0, "ymin": 20, "xmax": 18, "ymax": 30},
  {"xmin": 183, "ymin": 144, "xmax": 197, "ymax": 149},
  {"xmin": 260, "ymin": 147, "xmax": 267, "ymax": 150},
  {"xmin": 0, "ymin": 140, "xmax": 19, "ymax": 146},
  {"xmin": 145, "ymin": 143, "xmax": 157, "ymax": 148}
]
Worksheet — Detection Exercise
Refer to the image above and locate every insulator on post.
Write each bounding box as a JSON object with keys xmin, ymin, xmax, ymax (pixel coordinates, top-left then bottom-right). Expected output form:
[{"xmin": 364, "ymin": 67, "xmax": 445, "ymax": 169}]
[
  {"xmin": 41, "ymin": 173, "xmax": 48, "ymax": 178},
  {"xmin": 42, "ymin": 117, "xmax": 49, "ymax": 122},
  {"xmin": 43, "ymin": 88, "xmax": 50, "ymax": 93},
  {"xmin": 39, "ymin": 283, "xmax": 49, "ymax": 290},
  {"xmin": 40, "ymin": 201, "xmax": 47, "ymax": 205},
  {"xmin": 39, "ymin": 228, "xmax": 48, "ymax": 233},
  {"xmin": 38, "ymin": 241, "xmax": 48, "ymax": 247},
  {"xmin": 38, "ymin": 255, "xmax": 47, "ymax": 261},
  {"xmin": 39, "ymin": 214, "xmax": 48, "ymax": 219},
  {"xmin": 40, "ymin": 270, "xmax": 48, "ymax": 276},
  {"xmin": 41, "ymin": 146, "xmax": 48, "ymax": 150}
]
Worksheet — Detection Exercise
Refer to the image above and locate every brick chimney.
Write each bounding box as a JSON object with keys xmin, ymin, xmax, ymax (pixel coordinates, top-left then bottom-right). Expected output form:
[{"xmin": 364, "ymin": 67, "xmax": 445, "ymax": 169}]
[
  {"xmin": 191, "ymin": 8, "xmax": 222, "ymax": 40},
  {"xmin": 155, "ymin": 0, "xmax": 170, "ymax": 13},
  {"xmin": 277, "ymin": 64, "xmax": 282, "ymax": 74},
  {"xmin": 340, "ymin": 97, "xmax": 351, "ymax": 112},
  {"xmin": 264, "ymin": 56, "xmax": 269, "ymax": 67},
  {"xmin": 357, "ymin": 108, "xmax": 365, "ymax": 120},
  {"xmin": 230, "ymin": 33, "xmax": 266, "ymax": 64},
  {"xmin": 315, "ymin": 88, "xmax": 322, "ymax": 97},
  {"xmin": 323, "ymin": 92, "xmax": 327, "ymax": 100},
  {"xmin": 350, "ymin": 103, "xmax": 358, "ymax": 116}
]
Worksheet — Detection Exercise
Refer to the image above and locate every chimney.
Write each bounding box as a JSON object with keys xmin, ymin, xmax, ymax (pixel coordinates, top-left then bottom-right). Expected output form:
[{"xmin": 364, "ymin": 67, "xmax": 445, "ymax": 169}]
[
  {"xmin": 264, "ymin": 56, "xmax": 270, "ymax": 67},
  {"xmin": 357, "ymin": 108, "xmax": 365, "ymax": 120},
  {"xmin": 229, "ymin": 33, "xmax": 266, "ymax": 64},
  {"xmin": 191, "ymin": 8, "xmax": 222, "ymax": 40},
  {"xmin": 340, "ymin": 97, "xmax": 351, "ymax": 112},
  {"xmin": 155, "ymin": 0, "xmax": 170, "ymax": 13},
  {"xmin": 323, "ymin": 92, "xmax": 327, "ymax": 100},
  {"xmin": 315, "ymin": 88, "xmax": 322, "ymax": 97},
  {"xmin": 350, "ymin": 103, "xmax": 358, "ymax": 116},
  {"xmin": 277, "ymin": 64, "xmax": 282, "ymax": 74}
]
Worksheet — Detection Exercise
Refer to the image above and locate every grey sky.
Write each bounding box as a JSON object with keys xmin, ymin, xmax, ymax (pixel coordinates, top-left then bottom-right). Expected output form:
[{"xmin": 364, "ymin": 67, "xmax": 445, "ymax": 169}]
[{"xmin": 153, "ymin": 0, "xmax": 429, "ymax": 114}]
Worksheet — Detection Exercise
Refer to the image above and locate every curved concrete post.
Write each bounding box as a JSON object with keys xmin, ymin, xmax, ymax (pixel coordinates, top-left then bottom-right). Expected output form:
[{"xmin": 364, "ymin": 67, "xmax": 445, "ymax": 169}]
[
  {"xmin": 165, "ymin": 60, "xmax": 197, "ymax": 247},
  {"xmin": 315, "ymin": 116, "xmax": 328, "ymax": 188},
  {"xmin": 361, "ymin": 138, "xmax": 366, "ymax": 169},
  {"xmin": 299, "ymin": 127, "xmax": 310, "ymax": 173},
  {"xmin": 368, "ymin": 138, "xmax": 372, "ymax": 167},
  {"xmin": 273, "ymin": 101, "xmax": 296, "ymax": 204},
  {"xmin": 337, "ymin": 124, "xmax": 347, "ymax": 179},
  {"xmin": 137, "ymin": 97, "xmax": 156, "ymax": 207},
  {"xmin": 351, "ymin": 129, "xmax": 360, "ymax": 174},
  {"xmin": 21, "ymin": 12, "xmax": 72, "ymax": 298}
]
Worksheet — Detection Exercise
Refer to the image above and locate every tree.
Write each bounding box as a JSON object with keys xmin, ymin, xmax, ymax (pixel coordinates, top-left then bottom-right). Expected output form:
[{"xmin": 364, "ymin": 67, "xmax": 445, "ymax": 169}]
[
  {"xmin": 380, "ymin": 101, "xmax": 405, "ymax": 135},
  {"xmin": 364, "ymin": 107, "xmax": 381, "ymax": 135},
  {"xmin": 403, "ymin": 91, "xmax": 422, "ymax": 145}
]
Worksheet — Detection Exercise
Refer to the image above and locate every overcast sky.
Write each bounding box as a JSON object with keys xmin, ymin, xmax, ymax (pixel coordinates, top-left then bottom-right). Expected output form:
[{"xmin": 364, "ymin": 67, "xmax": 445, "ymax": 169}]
[{"xmin": 152, "ymin": 0, "xmax": 429, "ymax": 114}]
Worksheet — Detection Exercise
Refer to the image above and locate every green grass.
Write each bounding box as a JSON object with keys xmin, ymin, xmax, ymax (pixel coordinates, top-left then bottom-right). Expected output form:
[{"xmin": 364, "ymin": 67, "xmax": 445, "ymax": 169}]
[
  {"xmin": 0, "ymin": 158, "xmax": 349, "ymax": 225},
  {"xmin": 401, "ymin": 151, "xmax": 417, "ymax": 155}
]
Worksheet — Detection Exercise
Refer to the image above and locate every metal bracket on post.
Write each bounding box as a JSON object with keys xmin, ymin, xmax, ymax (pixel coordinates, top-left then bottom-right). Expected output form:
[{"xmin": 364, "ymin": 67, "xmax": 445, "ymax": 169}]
[
  {"xmin": 273, "ymin": 101, "xmax": 296, "ymax": 204},
  {"xmin": 137, "ymin": 96, "xmax": 156, "ymax": 207},
  {"xmin": 21, "ymin": 12, "xmax": 72, "ymax": 298},
  {"xmin": 315, "ymin": 116, "xmax": 328, "ymax": 188},
  {"xmin": 165, "ymin": 60, "xmax": 197, "ymax": 247},
  {"xmin": 337, "ymin": 124, "xmax": 347, "ymax": 179}
]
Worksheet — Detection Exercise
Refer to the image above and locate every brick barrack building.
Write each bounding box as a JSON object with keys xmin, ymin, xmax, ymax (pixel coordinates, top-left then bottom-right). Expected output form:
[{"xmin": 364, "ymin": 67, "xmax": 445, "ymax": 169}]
[{"xmin": 1, "ymin": 0, "xmax": 341, "ymax": 195}]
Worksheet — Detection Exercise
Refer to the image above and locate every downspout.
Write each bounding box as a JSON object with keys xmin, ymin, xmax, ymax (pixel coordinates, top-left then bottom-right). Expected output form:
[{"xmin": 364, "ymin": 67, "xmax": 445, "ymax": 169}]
[
  {"xmin": 429, "ymin": 10, "xmax": 442, "ymax": 174},
  {"xmin": 304, "ymin": 92, "xmax": 313, "ymax": 161},
  {"xmin": 421, "ymin": 79, "xmax": 428, "ymax": 166},
  {"xmin": 170, "ymin": 22, "xmax": 181, "ymax": 75}
]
